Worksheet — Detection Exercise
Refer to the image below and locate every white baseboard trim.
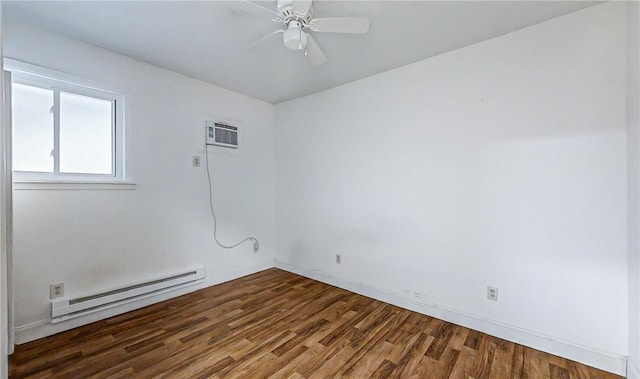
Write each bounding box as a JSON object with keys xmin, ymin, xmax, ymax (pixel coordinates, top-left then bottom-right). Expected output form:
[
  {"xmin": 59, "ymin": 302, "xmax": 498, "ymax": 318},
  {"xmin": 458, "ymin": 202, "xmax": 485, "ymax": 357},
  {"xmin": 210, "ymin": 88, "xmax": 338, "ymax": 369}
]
[
  {"xmin": 275, "ymin": 260, "xmax": 627, "ymax": 377},
  {"xmin": 14, "ymin": 261, "xmax": 273, "ymax": 345},
  {"xmin": 202, "ymin": 260, "xmax": 273, "ymax": 288},
  {"xmin": 628, "ymin": 358, "xmax": 640, "ymax": 379}
]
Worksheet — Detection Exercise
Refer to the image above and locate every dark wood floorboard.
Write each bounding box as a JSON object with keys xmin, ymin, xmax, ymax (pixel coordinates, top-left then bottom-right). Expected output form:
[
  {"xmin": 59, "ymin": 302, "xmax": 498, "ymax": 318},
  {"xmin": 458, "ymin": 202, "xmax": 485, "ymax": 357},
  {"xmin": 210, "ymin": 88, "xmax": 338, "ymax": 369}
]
[{"xmin": 9, "ymin": 268, "xmax": 622, "ymax": 379}]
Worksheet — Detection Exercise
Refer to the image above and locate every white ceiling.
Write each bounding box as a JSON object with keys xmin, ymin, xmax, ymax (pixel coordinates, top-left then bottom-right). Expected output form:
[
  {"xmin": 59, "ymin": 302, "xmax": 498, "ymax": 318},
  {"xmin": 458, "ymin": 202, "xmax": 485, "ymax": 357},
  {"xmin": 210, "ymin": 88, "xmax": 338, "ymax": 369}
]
[{"xmin": 3, "ymin": 0, "xmax": 598, "ymax": 104}]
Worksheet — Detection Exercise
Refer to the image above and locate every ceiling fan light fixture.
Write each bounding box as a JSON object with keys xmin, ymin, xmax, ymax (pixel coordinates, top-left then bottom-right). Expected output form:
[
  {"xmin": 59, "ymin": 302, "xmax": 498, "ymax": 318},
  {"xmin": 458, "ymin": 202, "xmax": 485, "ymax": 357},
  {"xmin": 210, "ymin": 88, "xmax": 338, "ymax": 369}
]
[
  {"xmin": 246, "ymin": 0, "xmax": 370, "ymax": 65},
  {"xmin": 283, "ymin": 20, "xmax": 307, "ymax": 51}
]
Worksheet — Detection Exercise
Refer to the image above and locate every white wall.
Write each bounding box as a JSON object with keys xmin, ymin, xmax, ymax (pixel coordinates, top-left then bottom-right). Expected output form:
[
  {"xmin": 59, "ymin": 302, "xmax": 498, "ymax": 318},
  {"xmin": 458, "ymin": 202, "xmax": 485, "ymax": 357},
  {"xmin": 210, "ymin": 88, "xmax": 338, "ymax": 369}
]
[
  {"xmin": 628, "ymin": 1, "xmax": 640, "ymax": 377},
  {"xmin": 4, "ymin": 21, "xmax": 276, "ymax": 341},
  {"xmin": 3, "ymin": 2, "xmax": 632, "ymax": 376},
  {"xmin": 275, "ymin": 2, "xmax": 627, "ymax": 374},
  {"xmin": 0, "ymin": 3, "xmax": 9, "ymax": 376}
]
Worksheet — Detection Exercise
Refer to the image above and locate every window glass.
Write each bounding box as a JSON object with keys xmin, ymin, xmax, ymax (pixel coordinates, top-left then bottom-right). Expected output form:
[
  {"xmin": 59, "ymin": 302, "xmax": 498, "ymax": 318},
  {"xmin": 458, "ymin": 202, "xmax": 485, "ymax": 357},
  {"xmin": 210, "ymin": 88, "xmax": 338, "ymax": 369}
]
[
  {"xmin": 8, "ymin": 64, "xmax": 124, "ymax": 182},
  {"xmin": 59, "ymin": 92, "xmax": 113, "ymax": 174},
  {"xmin": 12, "ymin": 83, "xmax": 54, "ymax": 172}
]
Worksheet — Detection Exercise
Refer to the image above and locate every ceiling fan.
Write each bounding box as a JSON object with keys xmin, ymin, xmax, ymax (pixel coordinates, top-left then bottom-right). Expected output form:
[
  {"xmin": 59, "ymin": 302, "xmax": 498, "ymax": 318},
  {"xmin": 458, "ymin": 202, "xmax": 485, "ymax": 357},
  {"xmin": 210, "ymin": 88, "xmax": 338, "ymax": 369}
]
[{"xmin": 245, "ymin": 0, "xmax": 370, "ymax": 65}]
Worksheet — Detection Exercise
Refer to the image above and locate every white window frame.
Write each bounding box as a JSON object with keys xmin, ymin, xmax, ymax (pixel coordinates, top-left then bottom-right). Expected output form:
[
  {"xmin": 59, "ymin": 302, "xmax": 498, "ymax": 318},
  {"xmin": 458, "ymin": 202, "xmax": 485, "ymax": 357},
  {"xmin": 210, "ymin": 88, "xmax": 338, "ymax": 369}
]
[{"xmin": 4, "ymin": 59, "xmax": 127, "ymax": 185}]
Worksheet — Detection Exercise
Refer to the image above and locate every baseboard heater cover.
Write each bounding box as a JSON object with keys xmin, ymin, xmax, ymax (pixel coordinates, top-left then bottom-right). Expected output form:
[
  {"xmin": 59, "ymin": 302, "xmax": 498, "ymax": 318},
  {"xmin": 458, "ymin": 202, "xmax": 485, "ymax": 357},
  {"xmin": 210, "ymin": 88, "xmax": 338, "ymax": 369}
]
[{"xmin": 51, "ymin": 267, "xmax": 205, "ymax": 323}]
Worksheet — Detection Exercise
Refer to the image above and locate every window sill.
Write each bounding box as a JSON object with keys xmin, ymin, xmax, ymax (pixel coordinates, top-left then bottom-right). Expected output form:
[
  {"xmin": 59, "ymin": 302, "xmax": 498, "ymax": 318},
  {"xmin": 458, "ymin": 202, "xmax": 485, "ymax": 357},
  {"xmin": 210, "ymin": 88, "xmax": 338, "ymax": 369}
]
[{"xmin": 13, "ymin": 181, "xmax": 136, "ymax": 191}]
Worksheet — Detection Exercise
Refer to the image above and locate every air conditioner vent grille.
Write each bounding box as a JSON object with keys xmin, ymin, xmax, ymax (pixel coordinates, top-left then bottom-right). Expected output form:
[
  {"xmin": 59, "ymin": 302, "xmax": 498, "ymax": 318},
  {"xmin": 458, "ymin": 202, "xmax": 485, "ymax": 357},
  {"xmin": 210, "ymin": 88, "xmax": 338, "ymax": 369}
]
[{"xmin": 206, "ymin": 121, "xmax": 239, "ymax": 148}]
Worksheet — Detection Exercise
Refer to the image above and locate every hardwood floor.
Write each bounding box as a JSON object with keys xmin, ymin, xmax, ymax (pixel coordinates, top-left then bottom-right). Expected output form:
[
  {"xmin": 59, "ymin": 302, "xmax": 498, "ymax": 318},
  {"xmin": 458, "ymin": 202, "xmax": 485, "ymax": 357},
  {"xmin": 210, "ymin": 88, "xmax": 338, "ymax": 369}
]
[{"xmin": 10, "ymin": 268, "xmax": 621, "ymax": 379}]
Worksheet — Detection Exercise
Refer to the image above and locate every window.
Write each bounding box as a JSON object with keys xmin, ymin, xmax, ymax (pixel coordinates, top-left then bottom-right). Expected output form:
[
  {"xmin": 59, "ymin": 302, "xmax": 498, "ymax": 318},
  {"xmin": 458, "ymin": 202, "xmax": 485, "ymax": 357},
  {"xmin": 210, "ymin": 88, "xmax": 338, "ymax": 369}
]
[{"xmin": 7, "ymin": 61, "xmax": 125, "ymax": 183}]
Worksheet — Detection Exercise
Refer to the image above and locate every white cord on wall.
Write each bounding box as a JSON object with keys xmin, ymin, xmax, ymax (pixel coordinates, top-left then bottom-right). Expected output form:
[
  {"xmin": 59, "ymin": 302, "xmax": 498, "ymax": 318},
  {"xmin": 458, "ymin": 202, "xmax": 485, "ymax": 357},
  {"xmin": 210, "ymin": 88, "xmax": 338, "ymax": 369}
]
[{"xmin": 205, "ymin": 145, "xmax": 259, "ymax": 252}]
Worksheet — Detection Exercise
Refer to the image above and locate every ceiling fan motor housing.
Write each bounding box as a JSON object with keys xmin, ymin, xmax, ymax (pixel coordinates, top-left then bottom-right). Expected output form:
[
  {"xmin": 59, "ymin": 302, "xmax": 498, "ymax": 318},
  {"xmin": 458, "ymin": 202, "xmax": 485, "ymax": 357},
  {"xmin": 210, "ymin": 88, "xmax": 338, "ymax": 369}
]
[{"xmin": 277, "ymin": 0, "xmax": 314, "ymax": 24}]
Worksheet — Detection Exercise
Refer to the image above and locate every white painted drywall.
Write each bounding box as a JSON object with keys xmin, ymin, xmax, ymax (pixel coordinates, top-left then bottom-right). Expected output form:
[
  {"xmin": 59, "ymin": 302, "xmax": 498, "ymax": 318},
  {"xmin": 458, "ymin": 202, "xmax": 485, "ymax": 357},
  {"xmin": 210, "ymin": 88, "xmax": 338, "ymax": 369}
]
[
  {"xmin": 0, "ymin": 3, "xmax": 9, "ymax": 376},
  {"xmin": 275, "ymin": 2, "xmax": 627, "ymax": 372},
  {"xmin": 628, "ymin": 1, "xmax": 640, "ymax": 377},
  {"xmin": 4, "ymin": 21, "xmax": 276, "ymax": 340}
]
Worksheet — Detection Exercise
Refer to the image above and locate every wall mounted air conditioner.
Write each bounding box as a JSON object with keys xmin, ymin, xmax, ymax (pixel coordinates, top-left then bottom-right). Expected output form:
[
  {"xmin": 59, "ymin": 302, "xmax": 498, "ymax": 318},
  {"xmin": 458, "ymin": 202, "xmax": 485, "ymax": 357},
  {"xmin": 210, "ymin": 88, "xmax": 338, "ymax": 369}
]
[{"xmin": 206, "ymin": 120, "xmax": 238, "ymax": 149}]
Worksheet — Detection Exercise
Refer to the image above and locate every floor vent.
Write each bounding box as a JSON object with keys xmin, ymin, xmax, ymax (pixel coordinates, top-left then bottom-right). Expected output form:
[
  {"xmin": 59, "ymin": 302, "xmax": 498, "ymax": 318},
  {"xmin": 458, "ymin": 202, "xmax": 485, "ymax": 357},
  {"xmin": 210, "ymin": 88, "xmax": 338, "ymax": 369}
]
[{"xmin": 51, "ymin": 267, "xmax": 205, "ymax": 323}]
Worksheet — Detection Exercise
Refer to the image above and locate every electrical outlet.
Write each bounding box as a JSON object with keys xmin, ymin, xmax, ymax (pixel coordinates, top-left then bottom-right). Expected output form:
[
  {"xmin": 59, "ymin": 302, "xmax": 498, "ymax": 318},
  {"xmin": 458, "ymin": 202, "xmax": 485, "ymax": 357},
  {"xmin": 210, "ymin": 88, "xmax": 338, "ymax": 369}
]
[
  {"xmin": 487, "ymin": 286, "xmax": 498, "ymax": 301},
  {"xmin": 50, "ymin": 283, "xmax": 64, "ymax": 299},
  {"xmin": 336, "ymin": 254, "xmax": 341, "ymax": 264},
  {"xmin": 192, "ymin": 155, "xmax": 201, "ymax": 167}
]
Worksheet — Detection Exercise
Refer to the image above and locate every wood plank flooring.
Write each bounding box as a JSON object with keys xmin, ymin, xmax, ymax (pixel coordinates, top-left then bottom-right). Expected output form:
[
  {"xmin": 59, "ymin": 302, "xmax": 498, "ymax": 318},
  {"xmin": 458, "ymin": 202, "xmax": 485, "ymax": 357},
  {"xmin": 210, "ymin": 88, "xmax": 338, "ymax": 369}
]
[{"xmin": 10, "ymin": 268, "xmax": 621, "ymax": 378}]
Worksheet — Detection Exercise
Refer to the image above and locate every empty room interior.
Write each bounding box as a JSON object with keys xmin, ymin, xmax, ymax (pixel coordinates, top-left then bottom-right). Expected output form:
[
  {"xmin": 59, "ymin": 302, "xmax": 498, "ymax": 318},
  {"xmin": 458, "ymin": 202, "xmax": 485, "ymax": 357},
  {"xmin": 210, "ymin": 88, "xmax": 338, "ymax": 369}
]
[{"xmin": 0, "ymin": 0, "xmax": 639, "ymax": 378}]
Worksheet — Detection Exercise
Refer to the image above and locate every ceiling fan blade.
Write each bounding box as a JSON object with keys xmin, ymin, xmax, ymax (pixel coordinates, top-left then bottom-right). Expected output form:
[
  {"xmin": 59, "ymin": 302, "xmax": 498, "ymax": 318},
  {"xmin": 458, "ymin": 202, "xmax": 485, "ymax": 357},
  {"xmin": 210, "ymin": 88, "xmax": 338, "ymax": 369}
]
[
  {"xmin": 292, "ymin": 0, "xmax": 312, "ymax": 15},
  {"xmin": 242, "ymin": 0, "xmax": 280, "ymax": 18},
  {"xmin": 308, "ymin": 17, "xmax": 370, "ymax": 34},
  {"xmin": 247, "ymin": 30, "xmax": 283, "ymax": 50},
  {"xmin": 305, "ymin": 33, "xmax": 327, "ymax": 65}
]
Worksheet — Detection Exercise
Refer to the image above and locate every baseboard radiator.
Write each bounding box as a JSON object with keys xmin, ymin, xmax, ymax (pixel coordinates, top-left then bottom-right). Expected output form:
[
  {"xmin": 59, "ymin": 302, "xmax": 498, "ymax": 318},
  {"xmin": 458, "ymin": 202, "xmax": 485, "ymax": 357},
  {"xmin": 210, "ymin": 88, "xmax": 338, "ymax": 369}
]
[{"xmin": 51, "ymin": 267, "xmax": 205, "ymax": 323}]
